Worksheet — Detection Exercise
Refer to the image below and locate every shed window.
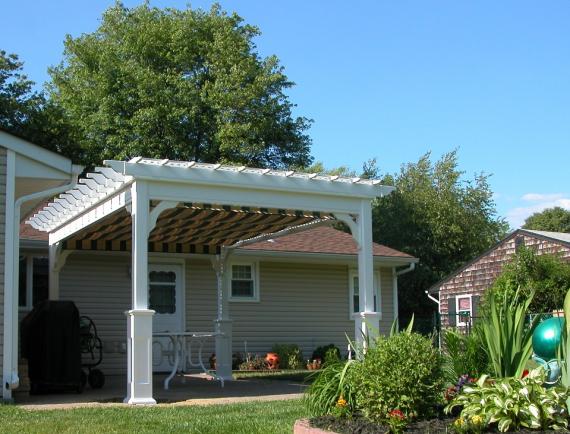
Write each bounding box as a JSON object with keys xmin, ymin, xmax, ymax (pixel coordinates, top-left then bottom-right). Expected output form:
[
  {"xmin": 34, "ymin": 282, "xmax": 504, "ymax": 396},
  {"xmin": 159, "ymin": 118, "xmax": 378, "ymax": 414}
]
[
  {"xmin": 230, "ymin": 263, "xmax": 259, "ymax": 301},
  {"xmin": 456, "ymin": 295, "xmax": 472, "ymax": 326}
]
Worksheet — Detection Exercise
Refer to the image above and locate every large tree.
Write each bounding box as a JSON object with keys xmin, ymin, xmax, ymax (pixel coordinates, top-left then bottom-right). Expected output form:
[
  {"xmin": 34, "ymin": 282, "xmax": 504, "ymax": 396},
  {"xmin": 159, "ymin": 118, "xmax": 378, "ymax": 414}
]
[
  {"xmin": 0, "ymin": 50, "xmax": 44, "ymax": 135},
  {"xmin": 0, "ymin": 50, "xmax": 79, "ymax": 159},
  {"xmin": 372, "ymin": 150, "xmax": 508, "ymax": 327},
  {"xmin": 522, "ymin": 207, "xmax": 570, "ymax": 233},
  {"xmin": 48, "ymin": 3, "xmax": 312, "ymax": 168}
]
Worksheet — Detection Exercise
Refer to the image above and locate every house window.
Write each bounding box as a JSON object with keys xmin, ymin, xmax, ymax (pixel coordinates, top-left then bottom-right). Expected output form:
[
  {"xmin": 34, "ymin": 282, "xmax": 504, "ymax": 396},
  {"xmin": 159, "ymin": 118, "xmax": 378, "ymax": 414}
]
[
  {"xmin": 19, "ymin": 255, "xmax": 49, "ymax": 311},
  {"xmin": 230, "ymin": 263, "xmax": 259, "ymax": 301},
  {"xmin": 456, "ymin": 295, "xmax": 472, "ymax": 326},
  {"xmin": 149, "ymin": 270, "xmax": 177, "ymax": 314},
  {"xmin": 349, "ymin": 270, "xmax": 381, "ymax": 317}
]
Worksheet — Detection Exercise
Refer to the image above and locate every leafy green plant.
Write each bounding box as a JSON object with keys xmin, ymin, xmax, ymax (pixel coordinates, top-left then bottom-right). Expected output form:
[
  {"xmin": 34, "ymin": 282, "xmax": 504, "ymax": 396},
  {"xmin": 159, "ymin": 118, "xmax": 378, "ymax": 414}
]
[
  {"xmin": 480, "ymin": 287, "xmax": 540, "ymax": 378},
  {"xmin": 442, "ymin": 327, "xmax": 488, "ymax": 382},
  {"xmin": 237, "ymin": 354, "xmax": 267, "ymax": 371},
  {"xmin": 350, "ymin": 332, "xmax": 445, "ymax": 422},
  {"xmin": 445, "ymin": 368, "xmax": 569, "ymax": 432},
  {"xmin": 311, "ymin": 344, "xmax": 341, "ymax": 364},
  {"xmin": 271, "ymin": 344, "xmax": 304, "ymax": 370},
  {"xmin": 303, "ymin": 360, "xmax": 357, "ymax": 417},
  {"xmin": 557, "ymin": 287, "xmax": 570, "ymax": 412}
]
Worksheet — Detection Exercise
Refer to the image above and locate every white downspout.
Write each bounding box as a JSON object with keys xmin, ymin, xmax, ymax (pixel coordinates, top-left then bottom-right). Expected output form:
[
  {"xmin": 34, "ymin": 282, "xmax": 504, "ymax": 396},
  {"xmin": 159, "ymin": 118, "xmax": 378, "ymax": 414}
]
[
  {"xmin": 3, "ymin": 162, "xmax": 81, "ymax": 399},
  {"xmin": 392, "ymin": 262, "xmax": 416, "ymax": 329},
  {"xmin": 425, "ymin": 290, "xmax": 440, "ymax": 307},
  {"xmin": 425, "ymin": 290, "xmax": 442, "ymax": 349}
]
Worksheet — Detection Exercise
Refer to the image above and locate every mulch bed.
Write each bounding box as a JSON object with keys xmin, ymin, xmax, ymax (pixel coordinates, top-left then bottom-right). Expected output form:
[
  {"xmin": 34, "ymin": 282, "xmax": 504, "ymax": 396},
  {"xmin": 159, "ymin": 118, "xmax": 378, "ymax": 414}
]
[{"xmin": 310, "ymin": 415, "xmax": 570, "ymax": 433}]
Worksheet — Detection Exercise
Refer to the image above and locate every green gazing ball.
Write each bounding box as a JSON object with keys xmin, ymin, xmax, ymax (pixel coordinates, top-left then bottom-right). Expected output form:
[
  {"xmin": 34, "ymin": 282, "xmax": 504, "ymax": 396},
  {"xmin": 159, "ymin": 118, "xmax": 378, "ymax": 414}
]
[{"xmin": 532, "ymin": 317, "xmax": 564, "ymax": 360}]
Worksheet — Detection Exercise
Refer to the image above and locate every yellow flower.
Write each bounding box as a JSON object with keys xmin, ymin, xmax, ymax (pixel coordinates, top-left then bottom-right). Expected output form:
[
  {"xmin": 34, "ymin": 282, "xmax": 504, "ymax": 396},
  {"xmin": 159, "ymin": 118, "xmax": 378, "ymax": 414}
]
[
  {"xmin": 454, "ymin": 417, "xmax": 465, "ymax": 427},
  {"xmin": 471, "ymin": 415, "xmax": 483, "ymax": 425},
  {"xmin": 336, "ymin": 396, "xmax": 347, "ymax": 407}
]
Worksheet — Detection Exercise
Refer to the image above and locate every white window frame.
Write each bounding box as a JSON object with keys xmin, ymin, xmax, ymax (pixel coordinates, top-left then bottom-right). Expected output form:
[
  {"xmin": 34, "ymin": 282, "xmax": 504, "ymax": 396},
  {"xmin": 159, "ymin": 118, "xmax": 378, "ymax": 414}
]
[
  {"xmin": 18, "ymin": 254, "xmax": 49, "ymax": 312},
  {"xmin": 456, "ymin": 294, "xmax": 473, "ymax": 327},
  {"xmin": 229, "ymin": 261, "xmax": 260, "ymax": 302},
  {"xmin": 349, "ymin": 269, "xmax": 382, "ymax": 319}
]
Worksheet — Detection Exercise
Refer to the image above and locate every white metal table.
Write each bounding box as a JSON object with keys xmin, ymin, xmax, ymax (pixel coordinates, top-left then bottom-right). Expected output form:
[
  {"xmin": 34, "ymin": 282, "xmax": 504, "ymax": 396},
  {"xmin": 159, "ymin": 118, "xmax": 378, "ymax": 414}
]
[{"xmin": 153, "ymin": 331, "xmax": 223, "ymax": 390}]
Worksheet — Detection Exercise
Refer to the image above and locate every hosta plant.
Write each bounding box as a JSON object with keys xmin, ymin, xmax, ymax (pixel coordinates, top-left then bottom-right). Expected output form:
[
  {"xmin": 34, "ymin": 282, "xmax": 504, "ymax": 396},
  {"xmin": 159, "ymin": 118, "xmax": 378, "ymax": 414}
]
[{"xmin": 445, "ymin": 368, "xmax": 569, "ymax": 432}]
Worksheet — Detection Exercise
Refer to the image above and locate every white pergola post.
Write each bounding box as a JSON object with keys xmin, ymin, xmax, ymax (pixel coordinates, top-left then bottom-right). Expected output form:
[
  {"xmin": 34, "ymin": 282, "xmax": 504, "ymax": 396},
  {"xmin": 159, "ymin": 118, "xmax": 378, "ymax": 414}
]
[
  {"xmin": 211, "ymin": 252, "xmax": 233, "ymax": 381},
  {"xmin": 125, "ymin": 181, "xmax": 156, "ymax": 405},
  {"xmin": 355, "ymin": 199, "xmax": 380, "ymax": 347},
  {"xmin": 336, "ymin": 200, "xmax": 379, "ymax": 351}
]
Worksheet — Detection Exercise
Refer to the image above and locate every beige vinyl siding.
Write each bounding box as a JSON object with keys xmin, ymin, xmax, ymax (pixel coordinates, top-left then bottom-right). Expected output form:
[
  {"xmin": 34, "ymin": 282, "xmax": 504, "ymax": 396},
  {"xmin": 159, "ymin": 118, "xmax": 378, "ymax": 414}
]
[
  {"xmin": 60, "ymin": 254, "xmax": 395, "ymax": 375},
  {"xmin": 0, "ymin": 147, "xmax": 7, "ymax": 375},
  {"xmin": 60, "ymin": 254, "xmax": 131, "ymax": 375}
]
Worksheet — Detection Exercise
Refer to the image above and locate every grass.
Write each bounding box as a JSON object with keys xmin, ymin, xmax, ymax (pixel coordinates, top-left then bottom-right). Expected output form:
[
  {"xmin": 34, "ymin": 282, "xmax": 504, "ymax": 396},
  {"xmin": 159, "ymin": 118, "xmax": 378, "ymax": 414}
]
[
  {"xmin": 0, "ymin": 399, "xmax": 308, "ymax": 434},
  {"xmin": 232, "ymin": 369, "xmax": 313, "ymax": 382}
]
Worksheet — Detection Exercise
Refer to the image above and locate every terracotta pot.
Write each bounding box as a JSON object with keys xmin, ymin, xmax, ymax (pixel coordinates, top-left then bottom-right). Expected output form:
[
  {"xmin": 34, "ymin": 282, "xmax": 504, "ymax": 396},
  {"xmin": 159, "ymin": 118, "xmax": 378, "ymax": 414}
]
[{"xmin": 265, "ymin": 352, "xmax": 280, "ymax": 370}]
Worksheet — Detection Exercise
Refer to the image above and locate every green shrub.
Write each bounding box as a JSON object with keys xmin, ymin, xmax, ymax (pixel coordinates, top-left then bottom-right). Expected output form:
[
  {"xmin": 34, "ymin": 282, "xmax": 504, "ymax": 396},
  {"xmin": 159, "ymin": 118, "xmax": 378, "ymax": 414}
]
[
  {"xmin": 443, "ymin": 327, "xmax": 488, "ymax": 382},
  {"xmin": 485, "ymin": 246, "xmax": 570, "ymax": 313},
  {"xmin": 271, "ymin": 343, "xmax": 304, "ymax": 369},
  {"xmin": 445, "ymin": 368, "xmax": 569, "ymax": 432},
  {"xmin": 311, "ymin": 344, "xmax": 341, "ymax": 364},
  {"xmin": 303, "ymin": 360, "xmax": 357, "ymax": 417},
  {"xmin": 350, "ymin": 332, "xmax": 445, "ymax": 422}
]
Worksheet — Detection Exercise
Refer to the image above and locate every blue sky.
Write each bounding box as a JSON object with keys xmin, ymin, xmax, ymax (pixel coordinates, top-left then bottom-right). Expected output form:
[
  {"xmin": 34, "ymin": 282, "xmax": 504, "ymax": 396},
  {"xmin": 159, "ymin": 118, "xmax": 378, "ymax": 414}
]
[{"xmin": 2, "ymin": 1, "xmax": 569, "ymax": 228}]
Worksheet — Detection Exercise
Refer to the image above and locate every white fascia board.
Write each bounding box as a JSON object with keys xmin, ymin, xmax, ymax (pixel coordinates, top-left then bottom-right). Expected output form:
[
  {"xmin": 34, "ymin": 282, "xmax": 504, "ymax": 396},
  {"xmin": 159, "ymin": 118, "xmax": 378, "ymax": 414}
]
[
  {"xmin": 49, "ymin": 189, "xmax": 131, "ymax": 245},
  {"xmin": 0, "ymin": 130, "xmax": 79, "ymax": 174},
  {"xmin": 105, "ymin": 160, "xmax": 393, "ymax": 200},
  {"xmin": 232, "ymin": 249, "xmax": 418, "ymax": 266},
  {"xmin": 148, "ymin": 181, "xmax": 362, "ymax": 214}
]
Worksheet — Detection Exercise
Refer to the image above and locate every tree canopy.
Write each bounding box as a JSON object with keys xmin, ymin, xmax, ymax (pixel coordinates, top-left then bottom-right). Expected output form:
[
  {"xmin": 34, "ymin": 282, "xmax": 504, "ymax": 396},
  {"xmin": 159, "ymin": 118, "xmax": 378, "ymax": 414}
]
[
  {"xmin": 372, "ymin": 150, "xmax": 509, "ymax": 324},
  {"xmin": 522, "ymin": 207, "xmax": 570, "ymax": 233},
  {"xmin": 48, "ymin": 3, "xmax": 312, "ymax": 168}
]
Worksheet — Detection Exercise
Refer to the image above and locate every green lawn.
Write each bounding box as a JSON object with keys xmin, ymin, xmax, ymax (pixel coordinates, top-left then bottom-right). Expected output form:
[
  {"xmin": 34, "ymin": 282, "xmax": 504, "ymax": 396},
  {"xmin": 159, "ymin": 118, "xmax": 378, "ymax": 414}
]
[
  {"xmin": 0, "ymin": 399, "xmax": 308, "ymax": 434},
  {"xmin": 233, "ymin": 369, "xmax": 314, "ymax": 383}
]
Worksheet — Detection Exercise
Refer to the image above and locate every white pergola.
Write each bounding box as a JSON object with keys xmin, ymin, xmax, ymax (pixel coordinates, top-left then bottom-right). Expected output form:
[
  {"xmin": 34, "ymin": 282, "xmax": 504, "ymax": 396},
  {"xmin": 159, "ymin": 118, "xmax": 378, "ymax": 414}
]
[{"xmin": 28, "ymin": 157, "xmax": 394, "ymax": 404}]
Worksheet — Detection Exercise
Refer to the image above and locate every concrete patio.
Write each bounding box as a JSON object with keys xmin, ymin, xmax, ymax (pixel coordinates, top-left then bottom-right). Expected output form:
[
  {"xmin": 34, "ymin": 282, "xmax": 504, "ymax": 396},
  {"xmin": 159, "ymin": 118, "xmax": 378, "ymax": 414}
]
[{"xmin": 14, "ymin": 373, "xmax": 307, "ymax": 409}]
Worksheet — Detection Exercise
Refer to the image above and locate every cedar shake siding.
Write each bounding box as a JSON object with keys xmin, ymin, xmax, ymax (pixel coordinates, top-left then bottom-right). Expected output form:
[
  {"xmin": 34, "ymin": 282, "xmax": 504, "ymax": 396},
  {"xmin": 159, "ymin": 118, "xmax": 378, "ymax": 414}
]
[{"xmin": 432, "ymin": 230, "xmax": 570, "ymax": 328}]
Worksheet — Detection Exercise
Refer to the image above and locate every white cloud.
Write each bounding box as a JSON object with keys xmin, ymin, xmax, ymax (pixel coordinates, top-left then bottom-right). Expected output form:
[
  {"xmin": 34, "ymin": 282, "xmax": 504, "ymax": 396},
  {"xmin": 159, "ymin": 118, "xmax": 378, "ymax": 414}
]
[
  {"xmin": 506, "ymin": 193, "xmax": 570, "ymax": 229},
  {"xmin": 521, "ymin": 193, "xmax": 565, "ymax": 202}
]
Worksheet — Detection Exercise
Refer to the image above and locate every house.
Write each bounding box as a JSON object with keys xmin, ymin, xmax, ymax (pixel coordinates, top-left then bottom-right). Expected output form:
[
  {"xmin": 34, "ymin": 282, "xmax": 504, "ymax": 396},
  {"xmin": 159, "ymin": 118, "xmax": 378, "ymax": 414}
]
[
  {"xmin": 18, "ymin": 223, "xmax": 416, "ymax": 374},
  {"xmin": 0, "ymin": 129, "xmax": 82, "ymax": 401},
  {"xmin": 428, "ymin": 229, "xmax": 570, "ymax": 328},
  {"xmin": 18, "ymin": 155, "xmax": 417, "ymax": 404}
]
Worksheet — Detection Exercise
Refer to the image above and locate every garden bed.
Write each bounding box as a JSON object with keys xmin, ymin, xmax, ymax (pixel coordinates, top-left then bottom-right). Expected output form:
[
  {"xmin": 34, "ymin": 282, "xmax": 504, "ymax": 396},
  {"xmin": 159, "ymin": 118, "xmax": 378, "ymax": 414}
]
[{"xmin": 307, "ymin": 416, "xmax": 569, "ymax": 433}]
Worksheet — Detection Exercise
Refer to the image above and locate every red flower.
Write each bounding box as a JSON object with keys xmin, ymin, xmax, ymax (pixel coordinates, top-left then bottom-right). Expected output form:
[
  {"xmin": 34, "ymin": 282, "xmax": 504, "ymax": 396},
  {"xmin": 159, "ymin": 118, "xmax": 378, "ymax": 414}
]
[
  {"xmin": 522, "ymin": 369, "xmax": 529, "ymax": 378},
  {"xmin": 389, "ymin": 409, "xmax": 406, "ymax": 420}
]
